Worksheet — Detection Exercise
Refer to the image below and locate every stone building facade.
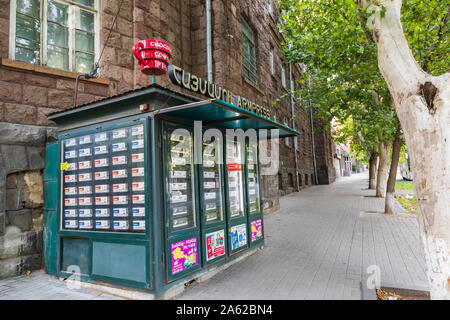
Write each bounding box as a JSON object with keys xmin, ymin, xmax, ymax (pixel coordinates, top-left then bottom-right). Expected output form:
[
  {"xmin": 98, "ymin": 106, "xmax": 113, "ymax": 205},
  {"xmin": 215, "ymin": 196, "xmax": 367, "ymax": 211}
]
[{"xmin": 0, "ymin": 0, "xmax": 335, "ymax": 278}]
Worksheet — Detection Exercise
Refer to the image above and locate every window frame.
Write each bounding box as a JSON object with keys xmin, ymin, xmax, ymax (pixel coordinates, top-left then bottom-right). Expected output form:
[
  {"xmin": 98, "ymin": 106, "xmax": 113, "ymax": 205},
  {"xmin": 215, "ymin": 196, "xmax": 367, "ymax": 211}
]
[
  {"xmin": 9, "ymin": 0, "xmax": 100, "ymax": 73},
  {"xmin": 240, "ymin": 18, "xmax": 258, "ymax": 87}
]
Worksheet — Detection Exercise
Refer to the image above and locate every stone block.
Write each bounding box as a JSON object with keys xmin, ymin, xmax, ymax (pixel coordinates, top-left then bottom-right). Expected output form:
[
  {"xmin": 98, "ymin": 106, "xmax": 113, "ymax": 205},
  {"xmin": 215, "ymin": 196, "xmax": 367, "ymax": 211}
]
[
  {"xmin": 26, "ymin": 146, "xmax": 45, "ymax": 171},
  {"xmin": 4, "ymin": 103, "xmax": 37, "ymax": 125},
  {"xmin": 24, "ymin": 74, "xmax": 56, "ymax": 88},
  {"xmin": 1, "ymin": 144, "xmax": 28, "ymax": 172},
  {"xmin": 0, "ymin": 122, "xmax": 47, "ymax": 146},
  {"xmin": 0, "ymin": 81, "xmax": 22, "ymax": 103},
  {"xmin": 6, "ymin": 209, "xmax": 33, "ymax": 232},
  {"xmin": 48, "ymin": 89, "xmax": 74, "ymax": 109},
  {"xmin": 23, "ymin": 85, "xmax": 48, "ymax": 107},
  {"xmin": 36, "ymin": 107, "xmax": 58, "ymax": 127}
]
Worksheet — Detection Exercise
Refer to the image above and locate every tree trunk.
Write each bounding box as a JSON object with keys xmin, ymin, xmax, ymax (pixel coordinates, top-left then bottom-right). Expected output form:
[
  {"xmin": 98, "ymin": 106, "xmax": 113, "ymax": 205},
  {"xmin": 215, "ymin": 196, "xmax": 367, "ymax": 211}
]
[
  {"xmin": 365, "ymin": 0, "xmax": 450, "ymax": 299},
  {"xmin": 385, "ymin": 123, "xmax": 402, "ymax": 214},
  {"xmin": 376, "ymin": 140, "xmax": 392, "ymax": 197},
  {"xmin": 368, "ymin": 152, "xmax": 378, "ymax": 189}
]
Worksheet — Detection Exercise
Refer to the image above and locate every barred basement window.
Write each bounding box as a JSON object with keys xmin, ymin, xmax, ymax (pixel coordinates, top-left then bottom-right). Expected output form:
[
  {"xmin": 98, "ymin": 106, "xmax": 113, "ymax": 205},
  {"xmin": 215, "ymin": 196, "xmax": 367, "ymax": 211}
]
[
  {"xmin": 10, "ymin": 0, "xmax": 99, "ymax": 74},
  {"xmin": 241, "ymin": 19, "xmax": 258, "ymax": 87}
]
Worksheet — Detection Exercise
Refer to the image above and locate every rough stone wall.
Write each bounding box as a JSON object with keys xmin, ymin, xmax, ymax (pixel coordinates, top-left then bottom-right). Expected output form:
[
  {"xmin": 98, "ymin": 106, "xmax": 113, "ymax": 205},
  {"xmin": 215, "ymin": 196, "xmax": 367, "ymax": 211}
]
[{"xmin": 0, "ymin": 123, "xmax": 56, "ymax": 279}]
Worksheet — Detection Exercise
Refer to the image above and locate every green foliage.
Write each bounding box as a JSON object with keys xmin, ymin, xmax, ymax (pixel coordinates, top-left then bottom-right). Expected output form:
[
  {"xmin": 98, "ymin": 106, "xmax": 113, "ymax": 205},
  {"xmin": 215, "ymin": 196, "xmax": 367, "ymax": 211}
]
[
  {"xmin": 278, "ymin": 0, "xmax": 448, "ymax": 160},
  {"xmin": 279, "ymin": 0, "xmax": 397, "ymax": 158},
  {"xmin": 401, "ymin": 0, "xmax": 449, "ymax": 75}
]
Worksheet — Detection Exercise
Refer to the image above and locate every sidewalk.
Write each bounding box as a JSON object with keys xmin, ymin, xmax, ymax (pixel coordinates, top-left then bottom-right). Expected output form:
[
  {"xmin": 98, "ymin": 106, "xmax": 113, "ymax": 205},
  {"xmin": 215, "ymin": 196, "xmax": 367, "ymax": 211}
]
[
  {"xmin": 178, "ymin": 173, "xmax": 428, "ymax": 300},
  {"xmin": 0, "ymin": 172, "xmax": 428, "ymax": 300}
]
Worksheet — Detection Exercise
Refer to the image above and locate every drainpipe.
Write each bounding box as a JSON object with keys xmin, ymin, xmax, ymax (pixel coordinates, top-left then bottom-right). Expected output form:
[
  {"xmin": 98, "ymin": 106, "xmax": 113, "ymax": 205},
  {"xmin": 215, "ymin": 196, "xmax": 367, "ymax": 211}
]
[
  {"xmin": 206, "ymin": 0, "xmax": 213, "ymax": 82},
  {"xmin": 308, "ymin": 75, "xmax": 319, "ymax": 185},
  {"xmin": 289, "ymin": 63, "xmax": 300, "ymax": 191}
]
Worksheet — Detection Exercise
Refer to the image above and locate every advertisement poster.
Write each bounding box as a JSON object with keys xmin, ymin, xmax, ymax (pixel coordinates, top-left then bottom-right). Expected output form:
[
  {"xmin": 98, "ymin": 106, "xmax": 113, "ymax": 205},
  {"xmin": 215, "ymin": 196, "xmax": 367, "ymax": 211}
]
[
  {"xmin": 206, "ymin": 230, "xmax": 225, "ymax": 261},
  {"xmin": 251, "ymin": 219, "xmax": 263, "ymax": 242},
  {"xmin": 230, "ymin": 224, "xmax": 247, "ymax": 250},
  {"xmin": 227, "ymin": 163, "xmax": 242, "ymax": 171},
  {"xmin": 171, "ymin": 237, "xmax": 198, "ymax": 275}
]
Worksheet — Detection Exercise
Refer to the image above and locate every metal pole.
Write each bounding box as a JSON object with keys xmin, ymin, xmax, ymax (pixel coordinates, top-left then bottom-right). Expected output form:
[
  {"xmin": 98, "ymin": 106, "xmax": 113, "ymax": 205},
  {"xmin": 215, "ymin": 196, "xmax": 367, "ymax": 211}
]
[
  {"xmin": 308, "ymin": 75, "xmax": 319, "ymax": 185},
  {"xmin": 289, "ymin": 64, "xmax": 300, "ymax": 191},
  {"xmin": 206, "ymin": 0, "xmax": 213, "ymax": 82}
]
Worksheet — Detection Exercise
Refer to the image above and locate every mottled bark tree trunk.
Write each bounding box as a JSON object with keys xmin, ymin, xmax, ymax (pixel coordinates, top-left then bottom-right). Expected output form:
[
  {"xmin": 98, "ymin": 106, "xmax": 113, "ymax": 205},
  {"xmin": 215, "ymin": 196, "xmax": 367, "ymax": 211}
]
[
  {"xmin": 376, "ymin": 140, "xmax": 392, "ymax": 197},
  {"xmin": 368, "ymin": 152, "xmax": 377, "ymax": 189},
  {"xmin": 385, "ymin": 123, "xmax": 402, "ymax": 214},
  {"xmin": 364, "ymin": 0, "xmax": 450, "ymax": 299}
]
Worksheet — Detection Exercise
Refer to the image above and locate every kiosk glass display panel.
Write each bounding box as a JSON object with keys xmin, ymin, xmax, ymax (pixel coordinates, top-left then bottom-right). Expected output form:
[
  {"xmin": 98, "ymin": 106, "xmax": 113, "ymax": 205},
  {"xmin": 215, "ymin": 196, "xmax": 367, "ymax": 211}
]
[
  {"xmin": 167, "ymin": 129, "xmax": 196, "ymax": 231},
  {"xmin": 203, "ymin": 139, "xmax": 224, "ymax": 223},
  {"xmin": 60, "ymin": 124, "xmax": 146, "ymax": 233},
  {"xmin": 226, "ymin": 140, "xmax": 245, "ymax": 218},
  {"xmin": 246, "ymin": 143, "xmax": 261, "ymax": 214}
]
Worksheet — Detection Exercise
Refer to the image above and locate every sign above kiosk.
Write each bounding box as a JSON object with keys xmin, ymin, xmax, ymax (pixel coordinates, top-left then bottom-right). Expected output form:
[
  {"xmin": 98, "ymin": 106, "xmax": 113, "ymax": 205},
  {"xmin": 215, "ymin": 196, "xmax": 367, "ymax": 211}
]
[{"xmin": 168, "ymin": 65, "xmax": 271, "ymax": 119}]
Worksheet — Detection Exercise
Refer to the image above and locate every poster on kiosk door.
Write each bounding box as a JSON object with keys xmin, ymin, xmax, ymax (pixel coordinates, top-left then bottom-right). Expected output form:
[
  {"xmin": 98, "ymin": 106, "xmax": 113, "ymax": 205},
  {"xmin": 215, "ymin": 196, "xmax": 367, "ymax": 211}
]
[
  {"xmin": 206, "ymin": 230, "xmax": 225, "ymax": 261},
  {"xmin": 171, "ymin": 237, "xmax": 198, "ymax": 275}
]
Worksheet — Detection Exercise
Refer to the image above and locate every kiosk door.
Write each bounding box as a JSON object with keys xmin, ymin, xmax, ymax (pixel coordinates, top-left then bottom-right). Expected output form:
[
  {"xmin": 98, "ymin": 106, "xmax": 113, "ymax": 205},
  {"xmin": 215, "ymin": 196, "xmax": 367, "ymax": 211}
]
[
  {"xmin": 163, "ymin": 123, "xmax": 201, "ymax": 281},
  {"xmin": 246, "ymin": 141, "xmax": 264, "ymax": 246},
  {"xmin": 225, "ymin": 139, "xmax": 249, "ymax": 255},
  {"xmin": 200, "ymin": 135, "xmax": 227, "ymax": 265}
]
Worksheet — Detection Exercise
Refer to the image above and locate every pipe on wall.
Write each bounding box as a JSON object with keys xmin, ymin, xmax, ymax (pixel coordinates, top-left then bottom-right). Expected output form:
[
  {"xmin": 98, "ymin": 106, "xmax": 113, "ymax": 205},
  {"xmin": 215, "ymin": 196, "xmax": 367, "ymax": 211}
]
[
  {"xmin": 308, "ymin": 75, "xmax": 319, "ymax": 185},
  {"xmin": 289, "ymin": 63, "xmax": 300, "ymax": 191},
  {"xmin": 206, "ymin": 0, "xmax": 213, "ymax": 82}
]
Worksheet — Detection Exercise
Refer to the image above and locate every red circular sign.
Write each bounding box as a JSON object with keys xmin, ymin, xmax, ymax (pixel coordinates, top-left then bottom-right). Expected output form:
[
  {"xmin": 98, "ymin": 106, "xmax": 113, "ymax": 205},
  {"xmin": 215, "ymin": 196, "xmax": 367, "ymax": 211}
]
[{"xmin": 133, "ymin": 39, "xmax": 172, "ymax": 75}]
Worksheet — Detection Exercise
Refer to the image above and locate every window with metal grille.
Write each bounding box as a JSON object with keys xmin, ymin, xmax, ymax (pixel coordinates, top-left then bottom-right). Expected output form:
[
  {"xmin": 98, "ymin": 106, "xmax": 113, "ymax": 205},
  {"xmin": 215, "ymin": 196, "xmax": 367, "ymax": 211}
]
[
  {"xmin": 241, "ymin": 19, "xmax": 258, "ymax": 87},
  {"xmin": 10, "ymin": 0, "xmax": 99, "ymax": 73}
]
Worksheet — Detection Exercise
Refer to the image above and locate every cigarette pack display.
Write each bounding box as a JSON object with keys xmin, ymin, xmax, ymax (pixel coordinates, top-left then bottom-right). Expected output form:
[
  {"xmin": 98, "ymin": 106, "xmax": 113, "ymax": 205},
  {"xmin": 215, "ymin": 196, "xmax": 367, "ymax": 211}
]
[
  {"xmin": 94, "ymin": 171, "xmax": 109, "ymax": 180},
  {"xmin": 78, "ymin": 197, "xmax": 92, "ymax": 206},
  {"xmin": 95, "ymin": 196, "xmax": 109, "ymax": 205},
  {"xmin": 132, "ymin": 182, "xmax": 145, "ymax": 192},
  {"xmin": 113, "ymin": 195, "xmax": 128, "ymax": 205},
  {"xmin": 173, "ymin": 217, "xmax": 188, "ymax": 229},
  {"xmin": 94, "ymin": 145, "xmax": 108, "ymax": 155},
  {"xmin": 64, "ymin": 209, "xmax": 77, "ymax": 218},
  {"xmin": 78, "ymin": 135, "xmax": 92, "ymax": 144},
  {"xmin": 132, "ymin": 194, "xmax": 145, "ymax": 204},
  {"xmin": 132, "ymin": 221, "xmax": 145, "ymax": 230},
  {"xmin": 112, "ymin": 142, "xmax": 127, "ymax": 152},
  {"xmin": 132, "ymin": 207, "xmax": 145, "ymax": 217},
  {"xmin": 112, "ymin": 155, "xmax": 127, "ymax": 165},
  {"xmin": 78, "ymin": 186, "xmax": 92, "ymax": 194},
  {"xmin": 170, "ymin": 182, "xmax": 186, "ymax": 191},
  {"xmin": 204, "ymin": 171, "xmax": 215, "ymax": 178},
  {"xmin": 113, "ymin": 220, "xmax": 129, "ymax": 230},
  {"xmin": 67, "ymin": 162, "xmax": 77, "ymax": 171},
  {"xmin": 78, "ymin": 160, "xmax": 92, "ymax": 170},
  {"xmin": 172, "ymin": 157, "xmax": 186, "ymax": 165},
  {"xmin": 64, "ymin": 198, "xmax": 77, "ymax": 206},
  {"xmin": 94, "ymin": 132, "xmax": 108, "ymax": 142},
  {"xmin": 94, "ymin": 158, "xmax": 109, "ymax": 167},
  {"xmin": 78, "ymin": 148, "xmax": 91, "ymax": 157},
  {"xmin": 78, "ymin": 173, "xmax": 92, "ymax": 182},
  {"xmin": 203, "ymin": 182, "xmax": 216, "ymax": 189},
  {"xmin": 64, "ymin": 150, "xmax": 77, "ymax": 159},
  {"xmin": 172, "ymin": 206, "xmax": 188, "ymax": 216},
  {"xmin": 95, "ymin": 184, "xmax": 109, "ymax": 193},
  {"xmin": 171, "ymin": 194, "xmax": 187, "ymax": 203},
  {"xmin": 64, "ymin": 220, "xmax": 77, "ymax": 229},
  {"xmin": 112, "ymin": 183, "xmax": 128, "ymax": 192},
  {"xmin": 171, "ymin": 171, "xmax": 186, "ymax": 178},
  {"xmin": 203, "ymin": 160, "xmax": 215, "ymax": 167},
  {"xmin": 131, "ymin": 125, "xmax": 144, "ymax": 136},
  {"xmin": 78, "ymin": 209, "xmax": 92, "ymax": 218},
  {"xmin": 131, "ymin": 153, "xmax": 144, "ymax": 163},
  {"xmin": 65, "ymin": 138, "xmax": 77, "ymax": 147},
  {"xmin": 79, "ymin": 220, "xmax": 93, "ymax": 229},
  {"xmin": 64, "ymin": 187, "xmax": 77, "ymax": 195},
  {"xmin": 206, "ymin": 203, "xmax": 217, "ymax": 211},
  {"xmin": 112, "ymin": 129, "xmax": 127, "ymax": 139},
  {"xmin": 113, "ymin": 208, "xmax": 128, "ymax": 217},
  {"xmin": 131, "ymin": 139, "xmax": 144, "ymax": 149},
  {"xmin": 132, "ymin": 167, "xmax": 145, "ymax": 177},
  {"xmin": 95, "ymin": 220, "xmax": 110, "ymax": 229},
  {"xmin": 112, "ymin": 169, "xmax": 127, "ymax": 179},
  {"xmin": 205, "ymin": 192, "xmax": 216, "ymax": 200},
  {"xmin": 95, "ymin": 208, "xmax": 110, "ymax": 217}
]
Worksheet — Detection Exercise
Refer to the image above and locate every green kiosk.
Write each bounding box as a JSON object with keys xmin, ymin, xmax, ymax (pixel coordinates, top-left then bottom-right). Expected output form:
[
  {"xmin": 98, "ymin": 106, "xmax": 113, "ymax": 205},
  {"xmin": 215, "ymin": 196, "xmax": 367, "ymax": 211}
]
[{"xmin": 43, "ymin": 66, "xmax": 299, "ymax": 298}]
